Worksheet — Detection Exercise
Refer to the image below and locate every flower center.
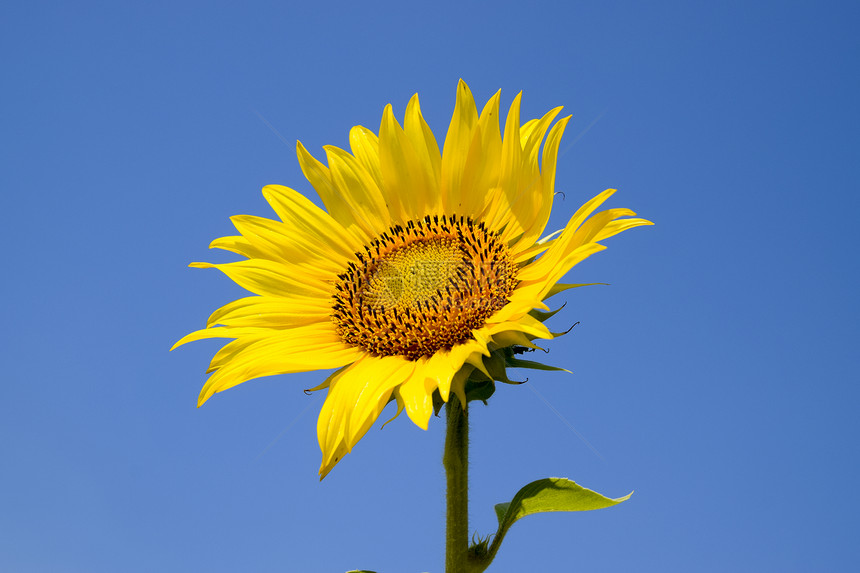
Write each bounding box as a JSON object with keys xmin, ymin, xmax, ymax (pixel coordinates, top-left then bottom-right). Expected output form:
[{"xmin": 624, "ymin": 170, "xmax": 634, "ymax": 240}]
[{"xmin": 332, "ymin": 215, "xmax": 517, "ymax": 360}]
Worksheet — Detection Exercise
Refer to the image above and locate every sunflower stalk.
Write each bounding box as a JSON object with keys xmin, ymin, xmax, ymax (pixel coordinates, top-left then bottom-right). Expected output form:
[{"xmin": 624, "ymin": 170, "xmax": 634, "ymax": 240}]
[
  {"xmin": 444, "ymin": 389, "xmax": 499, "ymax": 573},
  {"xmin": 444, "ymin": 394, "xmax": 470, "ymax": 573}
]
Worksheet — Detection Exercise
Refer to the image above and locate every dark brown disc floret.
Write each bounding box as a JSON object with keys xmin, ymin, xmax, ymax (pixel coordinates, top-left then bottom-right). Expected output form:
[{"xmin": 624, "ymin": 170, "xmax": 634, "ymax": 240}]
[{"xmin": 331, "ymin": 215, "xmax": 517, "ymax": 360}]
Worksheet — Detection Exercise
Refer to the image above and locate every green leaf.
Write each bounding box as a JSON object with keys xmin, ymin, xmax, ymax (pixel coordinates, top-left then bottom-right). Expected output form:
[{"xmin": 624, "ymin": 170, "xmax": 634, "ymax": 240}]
[
  {"xmin": 495, "ymin": 477, "xmax": 631, "ymax": 528},
  {"xmin": 469, "ymin": 478, "xmax": 631, "ymax": 571}
]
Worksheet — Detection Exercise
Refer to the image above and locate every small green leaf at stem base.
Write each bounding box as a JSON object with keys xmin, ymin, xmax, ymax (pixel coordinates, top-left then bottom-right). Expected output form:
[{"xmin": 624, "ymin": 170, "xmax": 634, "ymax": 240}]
[{"xmin": 467, "ymin": 478, "xmax": 632, "ymax": 572}]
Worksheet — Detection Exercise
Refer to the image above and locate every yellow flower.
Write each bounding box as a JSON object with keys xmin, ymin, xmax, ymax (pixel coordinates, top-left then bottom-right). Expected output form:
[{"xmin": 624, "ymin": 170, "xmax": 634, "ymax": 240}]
[{"xmin": 173, "ymin": 81, "xmax": 652, "ymax": 478}]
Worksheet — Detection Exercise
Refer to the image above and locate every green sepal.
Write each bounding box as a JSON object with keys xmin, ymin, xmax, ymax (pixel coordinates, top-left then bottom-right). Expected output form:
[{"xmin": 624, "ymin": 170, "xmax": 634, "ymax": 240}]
[
  {"xmin": 464, "ymin": 378, "xmax": 496, "ymax": 403},
  {"xmin": 543, "ymin": 319, "xmax": 580, "ymax": 339},
  {"xmin": 483, "ymin": 348, "xmax": 526, "ymax": 385},
  {"xmin": 528, "ymin": 302, "xmax": 567, "ymax": 323},
  {"xmin": 432, "ymin": 388, "xmax": 446, "ymax": 416},
  {"xmin": 545, "ymin": 282, "xmax": 607, "ymax": 299},
  {"xmin": 505, "ymin": 356, "xmax": 570, "ymax": 373},
  {"xmin": 432, "ymin": 365, "xmax": 500, "ymax": 415},
  {"xmin": 499, "ymin": 345, "xmax": 568, "ymax": 374},
  {"xmin": 431, "ymin": 376, "xmax": 499, "ymax": 414},
  {"xmin": 467, "ymin": 478, "xmax": 632, "ymax": 572},
  {"xmin": 432, "ymin": 329, "xmax": 569, "ymax": 415}
]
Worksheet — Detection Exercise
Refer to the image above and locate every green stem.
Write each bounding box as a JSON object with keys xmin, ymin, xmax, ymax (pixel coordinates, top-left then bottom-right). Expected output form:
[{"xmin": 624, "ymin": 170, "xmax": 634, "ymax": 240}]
[{"xmin": 444, "ymin": 394, "xmax": 469, "ymax": 573}]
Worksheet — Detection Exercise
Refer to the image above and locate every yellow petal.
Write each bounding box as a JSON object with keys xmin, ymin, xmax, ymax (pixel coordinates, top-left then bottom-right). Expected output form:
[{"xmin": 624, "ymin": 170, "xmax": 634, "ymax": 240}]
[
  {"xmin": 324, "ymin": 145, "xmax": 391, "ymax": 237},
  {"xmin": 378, "ymin": 104, "xmax": 432, "ymax": 222},
  {"xmin": 461, "ymin": 91, "xmax": 502, "ymax": 217},
  {"xmin": 206, "ymin": 296, "xmax": 331, "ymax": 329},
  {"xmin": 423, "ymin": 351, "xmax": 458, "ymax": 402},
  {"xmin": 465, "ymin": 351, "xmax": 493, "ymax": 380},
  {"xmin": 488, "ymin": 290, "xmax": 549, "ymax": 325},
  {"xmin": 398, "ymin": 373, "xmax": 436, "ymax": 430},
  {"xmin": 317, "ymin": 441, "xmax": 349, "ymax": 481},
  {"xmin": 501, "ymin": 107, "xmax": 563, "ymax": 244},
  {"xmin": 296, "ymin": 142, "xmax": 371, "ymax": 243},
  {"xmin": 593, "ymin": 217, "xmax": 654, "ymax": 242},
  {"xmin": 171, "ymin": 326, "xmax": 266, "ymax": 351},
  {"xmin": 229, "ymin": 214, "xmax": 344, "ymax": 275},
  {"xmin": 495, "ymin": 92, "xmax": 523, "ymax": 237},
  {"xmin": 208, "ymin": 235, "xmax": 266, "ymax": 261},
  {"xmin": 304, "ymin": 365, "xmax": 348, "ymax": 393},
  {"xmin": 572, "ymin": 208, "xmax": 637, "ymax": 245},
  {"xmin": 450, "ymin": 365, "xmax": 474, "ymax": 406},
  {"xmin": 262, "ymin": 184, "xmax": 361, "ymax": 258},
  {"xmin": 349, "ymin": 126, "xmax": 384, "ymax": 191},
  {"xmin": 516, "ymin": 189, "xmax": 616, "ymax": 283},
  {"xmin": 347, "ymin": 357, "xmax": 416, "ymax": 448},
  {"xmin": 488, "ymin": 329, "xmax": 542, "ymax": 351},
  {"xmin": 515, "ymin": 115, "xmax": 571, "ymax": 251},
  {"xmin": 316, "ymin": 355, "xmax": 415, "ymax": 476},
  {"xmin": 206, "ymin": 334, "xmax": 271, "ymax": 374},
  {"xmin": 189, "ymin": 260, "xmax": 331, "ymax": 298},
  {"xmin": 380, "ymin": 389, "xmax": 406, "ymax": 429},
  {"xmin": 521, "ymin": 107, "xmax": 563, "ymax": 173},
  {"xmin": 441, "ymin": 79, "xmax": 478, "ymax": 214},
  {"xmin": 488, "ymin": 314, "xmax": 553, "ymax": 341},
  {"xmin": 404, "ymin": 94, "xmax": 442, "ymax": 213},
  {"xmin": 538, "ymin": 242, "xmax": 610, "ymax": 294},
  {"xmin": 197, "ymin": 323, "xmax": 361, "ymax": 406}
]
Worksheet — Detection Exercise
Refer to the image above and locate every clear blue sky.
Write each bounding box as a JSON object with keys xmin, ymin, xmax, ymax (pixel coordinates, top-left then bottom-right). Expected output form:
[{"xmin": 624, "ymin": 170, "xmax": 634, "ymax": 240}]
[{"xmin": 2, "ymin": 1, "xmax": 858, "ymax": 571}]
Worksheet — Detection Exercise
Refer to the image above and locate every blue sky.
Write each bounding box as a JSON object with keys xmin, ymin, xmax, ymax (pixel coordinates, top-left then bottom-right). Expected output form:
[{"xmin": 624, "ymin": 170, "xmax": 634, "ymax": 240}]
[{"xmin": 2, "ymin": 1, "xmax": 859, "ymax": 571}]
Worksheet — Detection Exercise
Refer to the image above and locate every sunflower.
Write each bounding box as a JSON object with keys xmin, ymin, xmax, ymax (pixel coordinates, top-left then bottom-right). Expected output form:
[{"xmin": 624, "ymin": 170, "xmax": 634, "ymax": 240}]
[{"xmin": 173, "ymin": 80, "xmax": 652, "ymax": 478}]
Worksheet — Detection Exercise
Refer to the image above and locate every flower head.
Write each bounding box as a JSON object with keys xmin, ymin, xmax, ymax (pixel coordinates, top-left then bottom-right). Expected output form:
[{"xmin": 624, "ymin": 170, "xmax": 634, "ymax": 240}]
[{"xmin": 173, "ymin": 81, "xmax": 652, "ymax": 477}]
